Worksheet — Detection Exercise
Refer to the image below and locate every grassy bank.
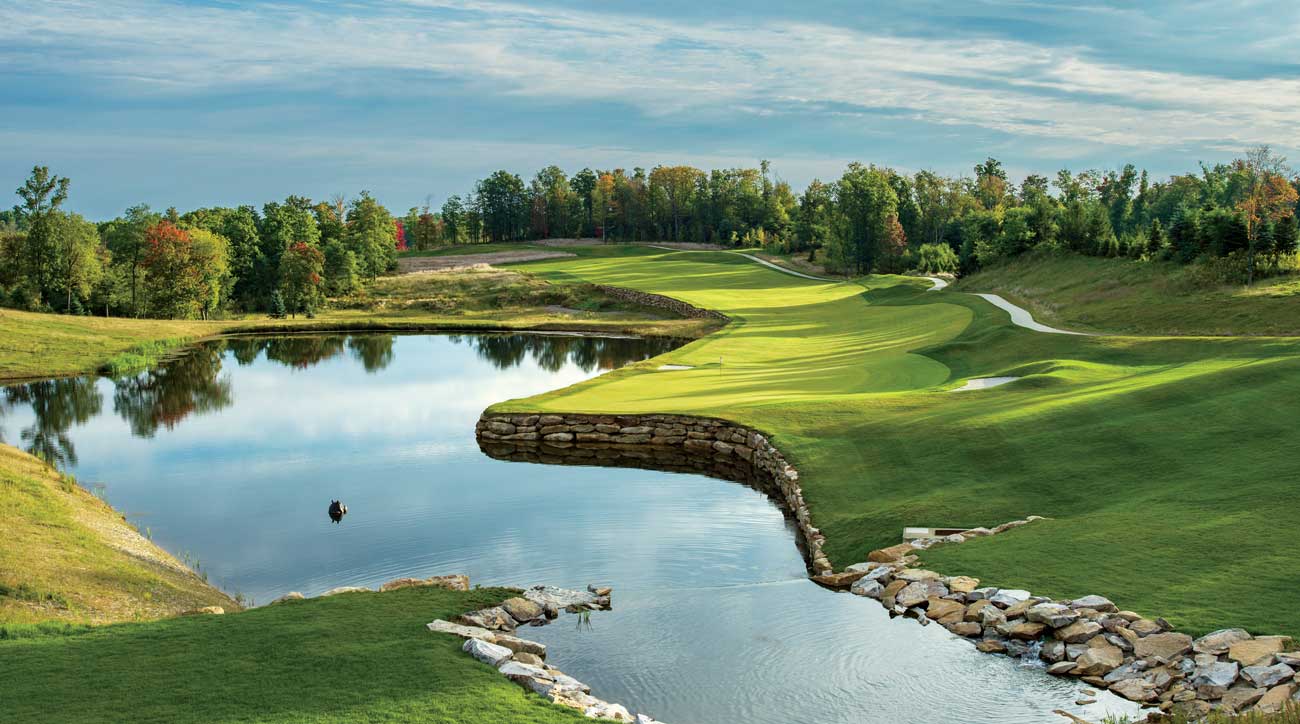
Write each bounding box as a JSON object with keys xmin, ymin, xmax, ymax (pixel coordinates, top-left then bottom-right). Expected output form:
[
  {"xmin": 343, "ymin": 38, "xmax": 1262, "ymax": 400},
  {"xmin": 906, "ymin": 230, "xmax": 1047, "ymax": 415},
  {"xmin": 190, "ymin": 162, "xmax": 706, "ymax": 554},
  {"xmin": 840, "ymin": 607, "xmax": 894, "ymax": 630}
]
[
  {"xmin": 491, "ymin": 245, "xmax": 1300, "ymax": 639},
  {"xmin": 0, "ymin": 586, "xmax": 587, "ymax": 723},
  {"xmin": 954, "ymin": 251, "xmax": 1300, "ymax": 335},
  {"xmin": 0, "ymin": 268, "xmax": 714, "ymax": 382},
  {"xmin": 0, "ymin": 444, "xmax": 237, "ymax": 626}
]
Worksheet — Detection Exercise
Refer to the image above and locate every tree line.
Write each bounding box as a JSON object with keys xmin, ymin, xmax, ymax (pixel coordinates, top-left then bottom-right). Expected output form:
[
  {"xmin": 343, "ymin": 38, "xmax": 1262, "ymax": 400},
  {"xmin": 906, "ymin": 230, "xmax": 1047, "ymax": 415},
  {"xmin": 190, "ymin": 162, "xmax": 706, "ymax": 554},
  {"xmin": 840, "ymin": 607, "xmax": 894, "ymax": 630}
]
[
  {"xmin": 1, "ymin": 170, "xmax": 399, "ymax": 318},
  {"xmin": 3, "ymin": 148, "xmax": 1297, "ymax": 319}
]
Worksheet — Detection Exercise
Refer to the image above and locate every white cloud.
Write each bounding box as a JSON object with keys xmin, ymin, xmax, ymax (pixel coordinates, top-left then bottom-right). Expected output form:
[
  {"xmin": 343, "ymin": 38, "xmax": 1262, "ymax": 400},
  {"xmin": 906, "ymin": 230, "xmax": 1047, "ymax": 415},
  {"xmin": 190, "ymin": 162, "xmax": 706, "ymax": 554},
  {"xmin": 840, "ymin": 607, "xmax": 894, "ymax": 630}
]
[{"xmin": 1, "ymin": 0, "xmax": 1297, "ymax": 159}]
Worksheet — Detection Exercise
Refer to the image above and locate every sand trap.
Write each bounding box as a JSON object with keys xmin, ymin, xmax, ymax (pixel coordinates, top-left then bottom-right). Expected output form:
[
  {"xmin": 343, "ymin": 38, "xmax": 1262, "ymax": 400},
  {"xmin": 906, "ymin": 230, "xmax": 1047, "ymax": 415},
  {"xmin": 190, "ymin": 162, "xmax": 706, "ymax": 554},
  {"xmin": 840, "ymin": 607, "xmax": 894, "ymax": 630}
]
[
  {"xmin": 657, "ymin": 364, "xmax": 694, "ymax": 371},
  {"xmin": 950, "ymin": 377, "xmax": 1020, "ymax": 392},
  {"xmin": 397, "ymin": 250, "xmax": 574, "ymax": 274}
]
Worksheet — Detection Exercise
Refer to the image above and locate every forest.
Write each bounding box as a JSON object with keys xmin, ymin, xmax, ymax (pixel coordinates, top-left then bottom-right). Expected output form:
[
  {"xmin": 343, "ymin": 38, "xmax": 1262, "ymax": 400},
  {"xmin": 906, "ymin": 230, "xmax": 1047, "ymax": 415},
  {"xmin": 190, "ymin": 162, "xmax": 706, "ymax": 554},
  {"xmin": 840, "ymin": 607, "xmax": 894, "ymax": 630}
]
[{"xmin": 2, "ymin": 148, "xmax": 1297, "ymax": 320}]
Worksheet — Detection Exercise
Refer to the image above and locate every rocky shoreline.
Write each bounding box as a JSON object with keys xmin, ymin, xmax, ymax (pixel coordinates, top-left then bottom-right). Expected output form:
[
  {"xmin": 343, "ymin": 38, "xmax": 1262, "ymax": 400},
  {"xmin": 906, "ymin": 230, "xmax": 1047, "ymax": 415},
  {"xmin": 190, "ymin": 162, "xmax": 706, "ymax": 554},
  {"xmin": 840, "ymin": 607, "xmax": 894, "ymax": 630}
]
[{"xmin": 477, "ymin": 410, "xmax": 1300, "ymax": 721}]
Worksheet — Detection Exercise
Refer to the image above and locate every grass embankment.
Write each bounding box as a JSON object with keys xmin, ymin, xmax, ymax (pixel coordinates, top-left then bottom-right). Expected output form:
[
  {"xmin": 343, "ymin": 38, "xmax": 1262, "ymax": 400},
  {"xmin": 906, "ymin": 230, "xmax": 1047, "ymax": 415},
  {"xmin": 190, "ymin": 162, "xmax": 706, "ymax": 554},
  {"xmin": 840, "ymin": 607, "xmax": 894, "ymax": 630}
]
[
  {"xmin": 492, "ymin": 245, "xmax": 1300, "ymax": 639},
  {"xmin": 955, "ymin": 251, "xmax": 1300, "ymax": 335},
  {"xmin": 0, "ymin": 268, "xmax": 714, "ymax": 382},
  {"xmin": 0, "ymin": 445, "xmax": 236, "ymax": 627},
  {"xmin": 0, "ymin": 586, "xmax": 587, "ymax": 724}
]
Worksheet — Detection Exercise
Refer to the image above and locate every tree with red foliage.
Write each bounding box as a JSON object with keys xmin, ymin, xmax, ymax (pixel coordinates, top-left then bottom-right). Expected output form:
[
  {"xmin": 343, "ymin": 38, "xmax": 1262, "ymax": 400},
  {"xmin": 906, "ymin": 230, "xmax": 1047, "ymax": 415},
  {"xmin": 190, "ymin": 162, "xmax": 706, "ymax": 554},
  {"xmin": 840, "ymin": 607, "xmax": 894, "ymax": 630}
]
[
  {"xmin": 394, "ymin": 219, "xmax": 407, "ymax": 251},
  {"xmin": 279, "ymin": 241, "xmax": 324, "ymax": 317},
  {"xmin": 139, "ymin": 221, "xmax": 229, "ymax": 319}
]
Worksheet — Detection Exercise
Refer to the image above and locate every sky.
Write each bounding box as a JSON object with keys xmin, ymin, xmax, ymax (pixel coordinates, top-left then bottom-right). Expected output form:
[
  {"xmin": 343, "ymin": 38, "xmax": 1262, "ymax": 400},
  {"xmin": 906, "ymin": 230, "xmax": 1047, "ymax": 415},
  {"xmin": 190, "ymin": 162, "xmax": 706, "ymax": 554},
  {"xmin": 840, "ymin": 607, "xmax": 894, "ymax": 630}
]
[{"xmin": 2, "ymin": 0, "xmax": 1299, "ymax": 219}]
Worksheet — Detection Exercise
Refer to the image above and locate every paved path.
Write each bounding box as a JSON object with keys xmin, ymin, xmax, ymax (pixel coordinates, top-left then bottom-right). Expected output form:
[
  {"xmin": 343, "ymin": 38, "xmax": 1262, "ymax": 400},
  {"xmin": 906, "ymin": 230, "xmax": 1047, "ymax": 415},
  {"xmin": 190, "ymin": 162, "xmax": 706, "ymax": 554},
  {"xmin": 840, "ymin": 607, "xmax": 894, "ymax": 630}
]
[{"xmin": 971, "ymin": 293, "xmax": 1093, "ymax": 336}]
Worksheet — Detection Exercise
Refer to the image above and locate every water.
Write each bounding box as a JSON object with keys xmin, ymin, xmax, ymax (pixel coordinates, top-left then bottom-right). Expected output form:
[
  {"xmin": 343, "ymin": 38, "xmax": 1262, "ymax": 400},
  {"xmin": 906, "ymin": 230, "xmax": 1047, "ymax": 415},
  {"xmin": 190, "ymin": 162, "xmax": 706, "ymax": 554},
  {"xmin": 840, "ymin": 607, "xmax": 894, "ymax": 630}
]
[{"xmin": 1, "ymin": 333, "xmax": 1140, "ymax": 724}]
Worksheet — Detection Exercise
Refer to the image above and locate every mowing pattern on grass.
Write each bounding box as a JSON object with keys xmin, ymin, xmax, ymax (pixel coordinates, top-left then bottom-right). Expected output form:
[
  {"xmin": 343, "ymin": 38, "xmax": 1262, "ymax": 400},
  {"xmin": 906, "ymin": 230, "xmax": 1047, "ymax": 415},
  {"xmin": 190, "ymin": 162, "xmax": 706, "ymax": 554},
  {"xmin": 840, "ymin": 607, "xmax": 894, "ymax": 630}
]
[
  {"xmin": 498, "ymin": 245, "xmax": 1300, "ymax": 639},
  {"xmin": 0, "ymin": 587, "xmax": 589, "ymax": 724}
]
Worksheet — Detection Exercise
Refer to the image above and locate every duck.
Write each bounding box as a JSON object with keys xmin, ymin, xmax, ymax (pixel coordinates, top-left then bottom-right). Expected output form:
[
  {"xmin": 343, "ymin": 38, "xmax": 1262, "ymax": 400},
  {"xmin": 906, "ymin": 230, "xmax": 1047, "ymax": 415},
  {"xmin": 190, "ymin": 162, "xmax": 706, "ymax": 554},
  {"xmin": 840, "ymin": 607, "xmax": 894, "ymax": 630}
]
[{"xmin": 328, "ymin": 500, "xmax": 348, "ymax": 523}]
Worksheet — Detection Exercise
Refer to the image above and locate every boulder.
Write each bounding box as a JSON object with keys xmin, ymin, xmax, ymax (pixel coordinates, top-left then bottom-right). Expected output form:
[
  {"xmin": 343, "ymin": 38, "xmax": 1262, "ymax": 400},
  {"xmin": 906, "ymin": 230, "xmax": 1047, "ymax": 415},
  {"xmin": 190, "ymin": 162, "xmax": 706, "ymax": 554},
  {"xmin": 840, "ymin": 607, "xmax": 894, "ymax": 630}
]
[
  {"xmin": 947, "ymin": 622, "xmax": 982, "ymax": 637},
  {"xmin": 1047, "ymin": 661, "xmax": 1079, "ymax": 675},
  {"xmin": 1128, "ymin": 619, "xmax": 1163, "ymax": 636},
  {"xmin": 1193, "ymin": 628, "xmax": 1252, "ymax": 656},
  {"xmin": 925, "ymin": 597, "xmax": 965, "ymax": 621},
  {"xmin": 1006, "ymin": 622, "xmax": 1048, "ymax": 640},
  {"xmin": 1134, "ymin": 632, "xmax": 1193, "ymax": 661},
  {"xmin": 946, "ymin": 576, "xmax": 980, "ymax": 594},
  {"xmin": 1027, "ymin": 603, "xmax": 1079, "ymax": 629},
  {"xmin": 894, "ymin": 568, "xmax": 943, "ymax": 582},
  {"xmin": 321, "ymin": 586, "xmax": 370, "ymax": 597},
  {"xmin": 426, "ymin": 619, "xmax": 497, "ymax": 642},
  {"xmin": 976, "ymin": 639, "xmax": 1008, "ymax": 654},
  {"xmin": 1040, "ymin": 640, "xmax": 1066, "ymax": 664},
  {"xmin": 458, "ymin": 607, "xmax": 516, "ymax": 632},
  {"xmin": 1229, "ymin": 636, "xmax": 1292, "ymax": 667},
  {"xmin": 1220, "ymin": 685, "xmax": 1266, "ymax": 712},
  {"xmin": 498, "ymin": 660, "xmax": 552, "ymax": 684},
  {"xmin": 501, "ymin": 597, "xmax": 545, "ymax": 623},
  {"xmin": 512, "ymin": 652, "xmax": 545, "ymax": 667},
  {"xmin": 1191, "ymin": 661, "xmax": 1240, "ymax": 699},
  {"xmin": 1255, "ymin": 682, "xmax": 1299, "ymax": 713},
  {"xmin": 463, "ymin": 638, "xmax": 513, "ymax": 667},
  {"xmin": 1110, "ymin": 678, "xmax": 1159, "ymax": 702},
  {"xmin": 1103, "ymin": 660, "xmax": 1150, "ymax": 684},
  {"xmin": 1003, "ymin": 599, "xmax": 1036, "ymax": 620},
  {"xmin": 1074, "ymin": 639, "xmax": 1125, "ymax": 676},
  {"xmin": 270, "ymin": 592, "xmax": 305, "ymax": 605},
  {"xmin": 493, "ymin": 634, "xmax": 547, "ymax": 657},
  {"xmin": 1069, "ymin": 595, "xmax": 1118, "ymax": 613},
  {"xmin": 845, "ymin": 561, "xmax": 883, "ymax": 573},
  {"xmin": 811, "ymin": 570, "xmax": 867, "ymax": 589},
  {"xmin": 523, "ymin": 585, "xmax": 600, "ymax": 610},
  {"xmin": 850, "ymin": 579, "xmax": 884, "ymax": 599},
  {"xmin": 965, "ymin": 600, "xmax": 995, "ymax": 622},
  {"xmin": 1243, "ymin": 663, "xmax": 1295, "ymax": 688},
  {"xmin": 989, "ymin": 589, "xmax": 1031, "ymax": 608},
  {"xmin": 1056, "ymin": 620, "xmax": 1104, "ymax": 644},
  {"xmin": 896, "ymin": 581, "xmax": 945, "ymax": 608},
  {"xmin": 979, "ymin": 605, "xmax": 1008, "ymax": 627},
  {"xmin": 867, "ymin": 543, "xmax": 917, "ymax": 563},
  {"xmin": 968, "ymin": 587, "xmax": 999, "ymax": 601}
]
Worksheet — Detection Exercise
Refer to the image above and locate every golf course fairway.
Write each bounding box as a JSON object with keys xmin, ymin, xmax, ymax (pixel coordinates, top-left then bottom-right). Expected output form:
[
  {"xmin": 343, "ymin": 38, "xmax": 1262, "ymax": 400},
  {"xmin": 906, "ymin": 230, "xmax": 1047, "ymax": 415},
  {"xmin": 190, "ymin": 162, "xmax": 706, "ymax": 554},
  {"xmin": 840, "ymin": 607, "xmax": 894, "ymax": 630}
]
[{"xmin": 498, "ymin": 245, "xmax": 1300, "ymax": 639}]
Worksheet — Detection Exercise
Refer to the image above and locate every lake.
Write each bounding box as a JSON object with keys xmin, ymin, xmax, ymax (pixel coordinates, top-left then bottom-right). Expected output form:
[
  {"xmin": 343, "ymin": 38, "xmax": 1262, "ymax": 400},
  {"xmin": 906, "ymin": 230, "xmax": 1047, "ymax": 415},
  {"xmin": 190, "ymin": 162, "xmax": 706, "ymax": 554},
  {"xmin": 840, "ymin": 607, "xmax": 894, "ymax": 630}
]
[{"xmin": 1, "ymin": 332, "xmax": 1140, "ymax": 724}]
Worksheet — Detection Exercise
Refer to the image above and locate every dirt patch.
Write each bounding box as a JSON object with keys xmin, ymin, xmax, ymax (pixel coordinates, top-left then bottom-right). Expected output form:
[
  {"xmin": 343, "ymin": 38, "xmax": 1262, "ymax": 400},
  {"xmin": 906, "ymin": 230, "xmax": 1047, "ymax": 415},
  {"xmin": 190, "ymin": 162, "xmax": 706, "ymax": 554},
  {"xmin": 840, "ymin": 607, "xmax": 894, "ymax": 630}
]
[{"xmin": 397, "ymin": 251, "xmax": 575, "ymax": 274}]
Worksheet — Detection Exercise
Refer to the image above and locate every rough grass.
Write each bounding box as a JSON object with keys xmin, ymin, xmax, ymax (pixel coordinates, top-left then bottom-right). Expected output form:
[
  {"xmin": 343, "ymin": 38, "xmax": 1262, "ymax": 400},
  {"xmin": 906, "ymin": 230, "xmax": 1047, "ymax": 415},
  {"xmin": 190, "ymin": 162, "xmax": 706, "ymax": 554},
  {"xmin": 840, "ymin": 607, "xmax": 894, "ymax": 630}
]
[
  {"xmin": 0, "ymin": 272, "xmax": 714, "ymax": 383},
  {"xmin": 496, "ymin": 245, "xmax": 1300, "ymax": 639},
  {"xmin": 398, "ymin": 242, "xmax": 553, "ymax": 258},
  {"xmin": 954, "ymin": 251, "xmax": 1300, "ymax": 335},
  {"xmin": 0, "ymin": 586, "xmax": 588, "ymax": 724},
  {"xmin": 0, "ymin": 444, "xmax": 237, "ymax": 626}
]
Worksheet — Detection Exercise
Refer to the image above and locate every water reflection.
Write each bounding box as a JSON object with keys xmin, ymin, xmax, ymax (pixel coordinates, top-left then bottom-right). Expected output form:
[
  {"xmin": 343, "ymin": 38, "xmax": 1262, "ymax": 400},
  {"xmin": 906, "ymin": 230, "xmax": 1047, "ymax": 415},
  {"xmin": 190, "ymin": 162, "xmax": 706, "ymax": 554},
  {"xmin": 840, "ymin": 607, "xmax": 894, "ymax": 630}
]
[
  {"xmin": 0, "ymin": 333, "xmax": 681, "ymax": 460},
  {"xmin": 1, "ymin": 378, "xmax": 102, "ymax": 467}
]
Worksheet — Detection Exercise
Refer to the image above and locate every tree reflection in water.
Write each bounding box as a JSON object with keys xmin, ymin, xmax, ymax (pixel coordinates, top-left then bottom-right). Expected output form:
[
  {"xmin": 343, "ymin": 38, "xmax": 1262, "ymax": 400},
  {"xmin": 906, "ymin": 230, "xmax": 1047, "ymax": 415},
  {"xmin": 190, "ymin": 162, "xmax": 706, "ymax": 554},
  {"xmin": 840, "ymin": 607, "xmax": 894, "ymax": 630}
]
[
  {"xmin": 2, "ymin": 378, "xmax": 103, "ymax": 467},
  {"xmin": 113, "ymin": 345, "xmax": 234, "ymax": 438},
  {"xmin": 0, "ymin": 333, "xmax": 681, "ymax": 456}
]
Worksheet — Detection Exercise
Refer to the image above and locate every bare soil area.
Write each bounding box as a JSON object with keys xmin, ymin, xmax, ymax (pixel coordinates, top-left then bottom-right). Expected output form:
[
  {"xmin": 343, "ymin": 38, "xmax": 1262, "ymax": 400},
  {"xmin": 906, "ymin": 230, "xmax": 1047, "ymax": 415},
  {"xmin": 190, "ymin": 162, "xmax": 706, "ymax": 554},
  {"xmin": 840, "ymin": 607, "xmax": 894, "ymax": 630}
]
[{"xmin": 397, "ymin": 250, "xmax": 575, "ymax": 274}]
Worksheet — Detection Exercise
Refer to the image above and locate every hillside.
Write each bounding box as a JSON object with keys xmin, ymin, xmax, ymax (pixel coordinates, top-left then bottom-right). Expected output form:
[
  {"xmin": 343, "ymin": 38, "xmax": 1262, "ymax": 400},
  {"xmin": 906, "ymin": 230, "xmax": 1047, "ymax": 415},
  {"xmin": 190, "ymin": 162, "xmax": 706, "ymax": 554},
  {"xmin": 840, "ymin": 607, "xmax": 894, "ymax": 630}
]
[
  {"xmin": 0, "ymin": 444, "xmax": 237, "ymax": 626},
  {"xmin": 954, "ymin": 252, "xmax": 1300, "ymax": 336}
]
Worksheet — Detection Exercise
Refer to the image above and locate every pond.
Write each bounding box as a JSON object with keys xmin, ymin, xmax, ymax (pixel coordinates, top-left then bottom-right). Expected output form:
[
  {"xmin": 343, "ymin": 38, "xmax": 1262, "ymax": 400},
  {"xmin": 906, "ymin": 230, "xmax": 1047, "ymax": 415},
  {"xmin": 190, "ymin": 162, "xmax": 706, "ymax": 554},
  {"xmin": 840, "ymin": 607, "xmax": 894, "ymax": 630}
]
[{"xmin": 1, "ymin": 333, "xmax": 1140, "ymax": 724}]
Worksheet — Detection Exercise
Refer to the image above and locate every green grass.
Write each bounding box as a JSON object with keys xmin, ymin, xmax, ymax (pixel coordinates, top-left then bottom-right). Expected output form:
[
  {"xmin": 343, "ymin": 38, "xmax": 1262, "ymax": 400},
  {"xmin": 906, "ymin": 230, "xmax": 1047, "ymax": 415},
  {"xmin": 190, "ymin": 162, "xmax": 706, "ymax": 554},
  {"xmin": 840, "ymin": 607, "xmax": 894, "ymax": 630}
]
[
  {"xmin": 0, "ymin": 444, "xmax": 237, "ymax": 625},
  {"xmin": 398, "ymin": 242, "xmax": 554, "ymax": 257},
  {"xmin": 491, "ymin": 245, "xmax": 1300, "ymax": 639},
  {"xmin": 955, "ymin": 250, "xmax": 1300, "ymax": 335},
  {"xmin": 0, "ymin": 586, "xmax": 588, "ymax": 724}
]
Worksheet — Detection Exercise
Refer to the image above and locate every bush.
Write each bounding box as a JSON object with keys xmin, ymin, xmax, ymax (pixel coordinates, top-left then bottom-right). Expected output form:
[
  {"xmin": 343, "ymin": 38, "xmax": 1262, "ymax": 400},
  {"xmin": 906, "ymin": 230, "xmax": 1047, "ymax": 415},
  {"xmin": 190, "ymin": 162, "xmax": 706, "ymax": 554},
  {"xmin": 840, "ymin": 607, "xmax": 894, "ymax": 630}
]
[
  {"xmin": 913, "ymin": 243, "xmax": 959, "ymax": 275},
  {"xmin": 268, "ymin": 290, "xmax": 287, "ymax": 319}
]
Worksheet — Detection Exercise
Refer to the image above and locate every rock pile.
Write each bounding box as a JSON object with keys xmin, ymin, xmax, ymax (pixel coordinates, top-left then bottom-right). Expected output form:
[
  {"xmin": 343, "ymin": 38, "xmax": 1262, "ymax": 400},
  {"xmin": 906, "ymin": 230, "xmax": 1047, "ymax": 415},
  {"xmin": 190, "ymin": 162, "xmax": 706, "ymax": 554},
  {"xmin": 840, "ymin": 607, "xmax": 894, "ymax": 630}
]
[
  {"xmin": 431, "ymin": 584, "xmax": 665, "ymax": 722},
  {"xmin": 591, "ymin": 285, "xmax": 728, "ymax": 321},
  {"xmin": 840, "ymin": 541, "xmax": 1298, "ymax": 719},
  {"xmin": 476, "ymin": 412, "xmax": 831, "ymax": 574}
]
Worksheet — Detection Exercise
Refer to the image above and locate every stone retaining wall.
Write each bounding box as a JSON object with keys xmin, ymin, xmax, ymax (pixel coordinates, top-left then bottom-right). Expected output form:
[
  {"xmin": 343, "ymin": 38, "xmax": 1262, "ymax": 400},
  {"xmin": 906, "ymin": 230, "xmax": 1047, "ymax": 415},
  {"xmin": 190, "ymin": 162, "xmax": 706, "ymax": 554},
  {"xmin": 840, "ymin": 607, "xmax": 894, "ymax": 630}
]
[
  {"xmin": 592, "ymin": 286, "xmax": 730, "ymax": 322},
  {"xmin": 476, "ymin": 411, "xmax": 831, "ymax": 575}
]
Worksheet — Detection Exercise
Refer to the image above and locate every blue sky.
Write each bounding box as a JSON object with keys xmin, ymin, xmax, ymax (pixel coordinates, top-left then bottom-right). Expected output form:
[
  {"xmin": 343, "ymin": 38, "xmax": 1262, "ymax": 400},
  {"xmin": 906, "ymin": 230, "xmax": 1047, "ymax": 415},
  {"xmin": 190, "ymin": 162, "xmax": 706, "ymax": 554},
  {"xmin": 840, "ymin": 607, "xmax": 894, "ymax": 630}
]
[{"xmin": 2, "ymin": 0, "xmax": 1298, "ymax": 219}]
